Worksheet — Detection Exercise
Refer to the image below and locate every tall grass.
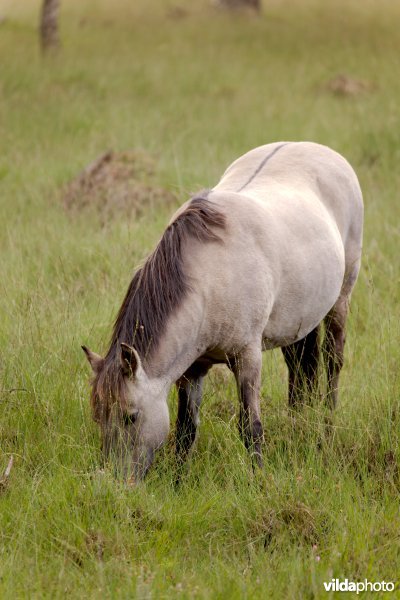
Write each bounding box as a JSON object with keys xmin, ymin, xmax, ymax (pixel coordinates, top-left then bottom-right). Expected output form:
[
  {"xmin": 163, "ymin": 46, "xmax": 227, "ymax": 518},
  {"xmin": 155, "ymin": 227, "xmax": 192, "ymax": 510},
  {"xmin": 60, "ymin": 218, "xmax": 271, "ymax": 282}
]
[{"xmin": 0, "ymin": 0, "xmax": 399, "ymax": 597}]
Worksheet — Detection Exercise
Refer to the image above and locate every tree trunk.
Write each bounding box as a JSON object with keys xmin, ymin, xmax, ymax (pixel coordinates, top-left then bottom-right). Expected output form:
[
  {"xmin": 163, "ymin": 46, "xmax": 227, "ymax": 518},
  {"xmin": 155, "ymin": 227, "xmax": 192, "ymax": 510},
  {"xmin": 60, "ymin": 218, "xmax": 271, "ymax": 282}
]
[
  {"xmin": 40, "ymin": 0, "xmax": 60, "ymax": 53},
  {"xmin": 214, "ymin": 0, "xmax": 261, "ymax": 11}
]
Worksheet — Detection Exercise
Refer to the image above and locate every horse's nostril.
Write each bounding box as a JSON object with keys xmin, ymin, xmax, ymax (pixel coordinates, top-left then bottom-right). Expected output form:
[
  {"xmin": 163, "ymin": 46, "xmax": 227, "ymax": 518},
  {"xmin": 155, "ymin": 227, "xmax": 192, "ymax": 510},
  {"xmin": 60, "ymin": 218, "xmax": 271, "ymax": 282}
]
[{"xmin": 122, "ymin": 410, "xmax": 138, "ymax": 426}]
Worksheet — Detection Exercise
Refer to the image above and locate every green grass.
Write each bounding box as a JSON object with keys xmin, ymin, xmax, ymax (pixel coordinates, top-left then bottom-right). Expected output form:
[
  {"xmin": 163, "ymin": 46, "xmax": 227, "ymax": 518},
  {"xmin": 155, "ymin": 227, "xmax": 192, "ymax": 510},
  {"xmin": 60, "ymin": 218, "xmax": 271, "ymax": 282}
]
[{"xmin": 1, "ymin": 0, "xmax": 400, "ymax": 597}]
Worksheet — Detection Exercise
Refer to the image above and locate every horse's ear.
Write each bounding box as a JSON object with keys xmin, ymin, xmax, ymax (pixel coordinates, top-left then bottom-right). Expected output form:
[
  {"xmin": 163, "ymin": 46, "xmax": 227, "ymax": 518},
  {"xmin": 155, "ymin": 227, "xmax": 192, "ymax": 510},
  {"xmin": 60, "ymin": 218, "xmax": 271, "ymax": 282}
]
[
  {"xmin": 120, "ymin": 343, "xmax": 141, "ymax": 378},
  {"xmin": 81, "ymin": 346, "xmax": 104, "ymax": 373}
]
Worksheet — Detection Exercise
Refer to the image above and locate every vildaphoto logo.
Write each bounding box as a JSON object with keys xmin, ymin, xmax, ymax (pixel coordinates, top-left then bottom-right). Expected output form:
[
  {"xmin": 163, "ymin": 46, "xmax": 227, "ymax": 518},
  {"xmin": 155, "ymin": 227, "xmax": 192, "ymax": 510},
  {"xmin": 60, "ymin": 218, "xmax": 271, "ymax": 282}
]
[{"xmin": 323, "ymin": 579, "xmax": 395, "ymax": 594}]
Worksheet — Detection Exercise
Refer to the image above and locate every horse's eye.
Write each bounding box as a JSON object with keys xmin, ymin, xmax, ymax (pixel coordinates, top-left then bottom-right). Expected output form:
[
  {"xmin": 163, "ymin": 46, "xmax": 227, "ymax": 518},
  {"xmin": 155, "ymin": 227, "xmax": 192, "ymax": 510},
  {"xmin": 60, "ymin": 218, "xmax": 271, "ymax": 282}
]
[{"xmin": 123, "ymin": 410, "xmax": 138, "ymax": 426}]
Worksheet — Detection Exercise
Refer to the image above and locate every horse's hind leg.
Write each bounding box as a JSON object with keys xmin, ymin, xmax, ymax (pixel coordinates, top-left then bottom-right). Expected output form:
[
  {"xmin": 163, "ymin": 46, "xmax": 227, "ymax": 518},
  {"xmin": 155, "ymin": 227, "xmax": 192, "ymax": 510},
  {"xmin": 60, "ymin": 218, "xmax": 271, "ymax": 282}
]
[
  {"xmin": 175, "ymin": 361, "xmax": 211, "ymax": 462},
  {"xmin": 231, "ymin": 345, "xmax": 264, "ymax": 467},
  {"xmin": 323, "ymin": 295, "xmax": 349, "ymax": 409},
  {"xmin": 281, "ymin": 326, "xmax": 320, "ymax": 408}
]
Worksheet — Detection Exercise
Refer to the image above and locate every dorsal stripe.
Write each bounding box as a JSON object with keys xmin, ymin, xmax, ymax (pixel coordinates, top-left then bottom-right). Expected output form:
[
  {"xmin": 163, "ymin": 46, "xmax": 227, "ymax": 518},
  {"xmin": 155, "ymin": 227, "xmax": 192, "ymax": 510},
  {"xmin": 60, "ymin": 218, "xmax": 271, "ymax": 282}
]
[{"xmin": 236, "ymin": 143, "xmax": 288, "ymax": 192}]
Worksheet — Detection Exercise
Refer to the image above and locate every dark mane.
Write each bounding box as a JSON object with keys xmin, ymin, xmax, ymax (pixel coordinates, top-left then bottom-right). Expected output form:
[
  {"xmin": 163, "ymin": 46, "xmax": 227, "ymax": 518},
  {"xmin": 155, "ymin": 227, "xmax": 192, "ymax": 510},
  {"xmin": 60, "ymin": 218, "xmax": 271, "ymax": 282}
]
[
  {"xmin": 106, "ymin": 193, "xmax": 225, "ymax": 365},
  {"xmin": 92, "ymin": 194, "xmax": 225, "ymax": 419}
]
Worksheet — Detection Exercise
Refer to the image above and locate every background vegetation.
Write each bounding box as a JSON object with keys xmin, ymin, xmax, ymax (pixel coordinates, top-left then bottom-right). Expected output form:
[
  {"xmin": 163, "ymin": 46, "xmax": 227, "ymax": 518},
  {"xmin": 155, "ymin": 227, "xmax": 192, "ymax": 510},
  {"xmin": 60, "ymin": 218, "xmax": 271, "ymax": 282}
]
[{"xmin": 0, "ymin": 0, "xmax": 399, "ymax": 597}]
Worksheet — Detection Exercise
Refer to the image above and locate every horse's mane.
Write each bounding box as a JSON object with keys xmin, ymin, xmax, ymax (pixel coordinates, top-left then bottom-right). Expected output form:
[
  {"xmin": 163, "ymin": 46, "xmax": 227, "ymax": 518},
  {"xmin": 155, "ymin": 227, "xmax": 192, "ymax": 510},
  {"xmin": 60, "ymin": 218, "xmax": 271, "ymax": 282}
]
[
  {"xmin": 92, "ymin": 193, "xmax": 225, "ymax": 415},
  {"xmin": 110, "ymin": 192, "xmax": 225, "ymax": 357},
  {"xmin": 92, "ymin": 193, "xmax": 225, "ymax": 417}
]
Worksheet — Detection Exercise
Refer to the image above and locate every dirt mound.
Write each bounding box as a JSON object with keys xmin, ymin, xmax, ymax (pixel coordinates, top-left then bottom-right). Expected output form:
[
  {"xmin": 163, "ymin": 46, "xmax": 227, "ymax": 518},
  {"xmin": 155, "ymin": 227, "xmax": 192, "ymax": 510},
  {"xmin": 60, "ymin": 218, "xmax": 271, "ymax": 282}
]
[
  {"xmin": 324, "ymin": 74, "xmax": 376, "ymax": 97},
  {"xmin": 62, "ymin": 150, "xmax": 177, "ymax": 224},
  {"xmin": 166, "ymin": 6, "xmax": 190, "ymax": 19}
]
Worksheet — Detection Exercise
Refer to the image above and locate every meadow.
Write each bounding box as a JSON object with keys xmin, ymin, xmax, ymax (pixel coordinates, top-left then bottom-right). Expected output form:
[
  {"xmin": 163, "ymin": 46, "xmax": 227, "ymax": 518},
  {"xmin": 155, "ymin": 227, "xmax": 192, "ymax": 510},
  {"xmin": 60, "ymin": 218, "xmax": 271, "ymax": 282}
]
[{"xmin": 0, "ymin": 0, "xmax": 399, "ymax": 597}]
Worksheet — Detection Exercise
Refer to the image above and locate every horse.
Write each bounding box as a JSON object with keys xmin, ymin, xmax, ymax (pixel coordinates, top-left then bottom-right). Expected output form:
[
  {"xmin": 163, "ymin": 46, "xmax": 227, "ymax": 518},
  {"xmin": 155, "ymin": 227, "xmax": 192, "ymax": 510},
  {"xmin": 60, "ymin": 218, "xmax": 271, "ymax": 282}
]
[{"xmin": 82, "ymin": 141, "xmax": 363, "ymax": 481}]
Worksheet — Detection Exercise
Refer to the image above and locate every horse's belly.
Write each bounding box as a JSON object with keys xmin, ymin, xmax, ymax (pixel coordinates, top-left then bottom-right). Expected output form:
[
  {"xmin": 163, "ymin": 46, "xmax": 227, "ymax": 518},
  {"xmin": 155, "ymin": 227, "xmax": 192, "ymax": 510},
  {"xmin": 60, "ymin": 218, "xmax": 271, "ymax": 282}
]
[
  {"xmin": 190, "ymin": 185, "xmax": 349, "ymax": 355},
  {"xmin": 262, "ymin": 240, "xmax": 345, "ymax": 348},
  {"xmin": 262, "ymin": 292, "xmax": 341, "ymax": 348}
]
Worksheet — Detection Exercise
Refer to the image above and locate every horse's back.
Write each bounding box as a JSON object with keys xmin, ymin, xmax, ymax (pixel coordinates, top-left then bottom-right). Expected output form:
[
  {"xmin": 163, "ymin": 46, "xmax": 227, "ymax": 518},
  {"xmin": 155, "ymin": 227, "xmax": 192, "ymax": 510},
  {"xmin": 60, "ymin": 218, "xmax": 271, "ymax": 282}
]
[
  {"xmin": 213, "ymin": 141, "xmax": 363, "ymax": 277},
  {"xmin": 170, "ymin": 142, "xmax": 362, "ymax": 352},
  {"xmin": 216, "ymin": 142, "xmax": 362, "ymax": 230},
  {"xmin": 191, "ymin": 142, "xmax": 363, "ymax": 349}
]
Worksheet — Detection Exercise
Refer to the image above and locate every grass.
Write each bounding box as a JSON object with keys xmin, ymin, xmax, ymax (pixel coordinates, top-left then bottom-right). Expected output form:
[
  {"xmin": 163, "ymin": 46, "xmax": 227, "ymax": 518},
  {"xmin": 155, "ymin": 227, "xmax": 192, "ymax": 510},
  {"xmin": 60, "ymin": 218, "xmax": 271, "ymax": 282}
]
[{"xmin": 0, "ymin": 0, "xmax": 400, "ymax": 597}]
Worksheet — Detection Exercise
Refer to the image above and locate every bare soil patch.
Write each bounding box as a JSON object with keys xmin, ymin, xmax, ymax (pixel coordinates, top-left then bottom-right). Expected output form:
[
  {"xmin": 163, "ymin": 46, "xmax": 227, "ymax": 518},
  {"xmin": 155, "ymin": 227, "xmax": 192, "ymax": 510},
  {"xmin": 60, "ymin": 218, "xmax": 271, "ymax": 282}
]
[
  {"xmin": 323, "ymin": 73, "xmax": 376, "ymax": 97},
  {"xmin": 62, "ymin": 150, "xmax": 178, "ymax": 224}
]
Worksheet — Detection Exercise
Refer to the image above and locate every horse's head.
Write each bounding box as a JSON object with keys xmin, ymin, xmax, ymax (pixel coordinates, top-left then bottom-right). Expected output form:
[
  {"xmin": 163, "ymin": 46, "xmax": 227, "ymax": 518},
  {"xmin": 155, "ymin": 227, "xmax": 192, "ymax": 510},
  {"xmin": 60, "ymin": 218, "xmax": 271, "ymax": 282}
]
[{"xmin": 82, "ymin": 343, "xmax": 170, "ymax": 482}]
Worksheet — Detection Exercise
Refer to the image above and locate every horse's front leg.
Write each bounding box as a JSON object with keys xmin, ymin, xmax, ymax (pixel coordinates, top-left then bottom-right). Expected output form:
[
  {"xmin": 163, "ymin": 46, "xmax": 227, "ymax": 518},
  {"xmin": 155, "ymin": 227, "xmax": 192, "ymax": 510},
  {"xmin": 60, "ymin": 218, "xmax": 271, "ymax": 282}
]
[
  {"xmin": 175, "ymin": 361, "xmax": 212, "ymax": 463},
  {"xmin": 231, "ymin": 345, "xmax": 264, "ymax": 468},
  {"xmin": 175, "ymin": 376, "xmax": 204, "ymax": 461}
]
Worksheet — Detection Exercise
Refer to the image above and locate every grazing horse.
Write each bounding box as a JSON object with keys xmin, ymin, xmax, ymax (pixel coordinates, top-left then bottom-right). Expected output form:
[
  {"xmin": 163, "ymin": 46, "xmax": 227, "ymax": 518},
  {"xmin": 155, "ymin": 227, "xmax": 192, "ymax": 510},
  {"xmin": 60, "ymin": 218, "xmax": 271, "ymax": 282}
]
[{"xmin": 82, "ymin": 141, "xmax": 363, "ymax": 480}]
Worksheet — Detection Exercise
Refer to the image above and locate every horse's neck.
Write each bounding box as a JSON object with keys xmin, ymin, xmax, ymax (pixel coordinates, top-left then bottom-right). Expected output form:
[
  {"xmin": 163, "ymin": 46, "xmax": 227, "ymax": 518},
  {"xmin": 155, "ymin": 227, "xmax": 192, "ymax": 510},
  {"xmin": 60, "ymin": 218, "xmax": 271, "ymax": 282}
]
[{"xmin": 144, "ymin": 295, "xmax": 204, "ymax": 385}]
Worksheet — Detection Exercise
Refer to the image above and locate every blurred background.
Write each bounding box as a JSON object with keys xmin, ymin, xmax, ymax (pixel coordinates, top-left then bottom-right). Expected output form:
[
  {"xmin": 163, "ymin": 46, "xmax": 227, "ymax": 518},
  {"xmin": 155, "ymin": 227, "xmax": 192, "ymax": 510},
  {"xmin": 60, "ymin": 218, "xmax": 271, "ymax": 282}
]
[{"xmin": 2, "ymin": 0, "xmax": 399, "ymax": 196}]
